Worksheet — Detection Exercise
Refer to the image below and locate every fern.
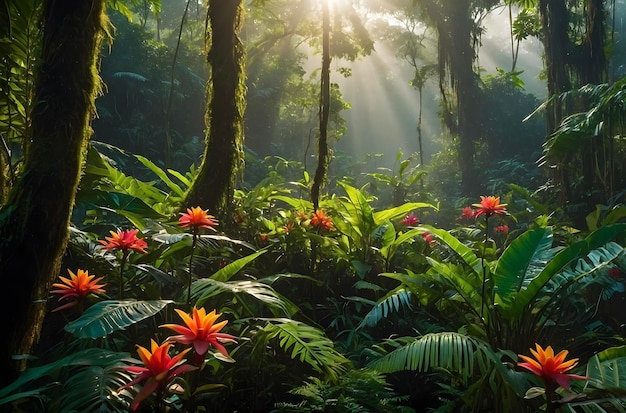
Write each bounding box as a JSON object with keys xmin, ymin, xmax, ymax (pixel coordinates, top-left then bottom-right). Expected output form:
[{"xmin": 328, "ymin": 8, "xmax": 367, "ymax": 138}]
[
  {"xmin": 358, "ymin": 288, "xmax": 412, "ymax": 329},
  {"xmin": 64, "ymin": 300, "xmax": 173, "ymax": 339},
  {"xmin": 254, "ymin": 318, "xmax": 350, "ymax": 381}
]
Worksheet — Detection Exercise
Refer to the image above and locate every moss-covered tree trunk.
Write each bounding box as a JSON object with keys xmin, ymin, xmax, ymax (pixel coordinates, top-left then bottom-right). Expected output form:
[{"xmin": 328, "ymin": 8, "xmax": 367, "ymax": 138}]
[
  {"xmin": 184, "ymin": 0, "xmax": 245, "ymax": 219},
  {"xmin": 0, "ymin": 0, "xmax": 106, "ymax": 386},
  {"xmin": 311, "ymin": 0, "xmax": 331, "ymax": 210}
]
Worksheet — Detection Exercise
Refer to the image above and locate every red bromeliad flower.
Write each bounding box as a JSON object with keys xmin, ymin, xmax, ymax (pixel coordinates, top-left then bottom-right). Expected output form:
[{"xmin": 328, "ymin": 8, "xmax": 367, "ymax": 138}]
[
  {"xmin": 518, "ymin": 344, "xmax": 588, "ymax": 391},
  {"xmin": 310, "ymin": 210, "xmax": 334, "ymax": 231},
  {"xmin": 179, "ymin": 206, "xmax": 218, "ymax": 231},
  {"xmin": 50, "ymin": 269, "xmax": 106, "ymax": 312},
  {"xmin": 401, "ymin": 211, "xmax": 419, "ymax": 226},
  {"xmin": 421, "ymin": 231, "xmax": 436, "ymax": 247},
  {"xmin": 459, "ymin": 206, "xmax": 476, "ymax": 220},
  {"xmin": 472, "ymin": 196, "xmax": 508, "ymax": 218},
  {"xmin": 99, "ymin": 229, "xmax": 148, "ymax": 255},
  {"xmin": 160, "ymin": 307, "xmax": 237, "ymax": 361},
  {"xmin": 495, "ymin": 225, "xmax": 509, "ymax": 234},
  {"xmin": 119, "ymin": 340, "xmax": 197, "ymax": 411}
]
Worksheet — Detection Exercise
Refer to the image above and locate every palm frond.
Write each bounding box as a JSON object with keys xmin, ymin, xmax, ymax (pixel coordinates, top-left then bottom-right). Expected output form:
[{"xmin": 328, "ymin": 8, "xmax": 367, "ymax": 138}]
[
  {"xmin": 358, "ymin": 288, "xmax": 413, "ymax": 329},
  {"xmin": 64, "ymin": 300, "xmax": 173, "ymax": 339},
  {"xmin": 0, "ymin": 348, "xmax": 129, "ymax": 403},
  {"xmin": 564, "ymin": 346, "xmax": 626, "ymax": 412},
  {"xmin": 192, "ymin": 279, "xmax": 294, "ymax": 316},
  {"xmin": 57, "ymin": 365, "xmax": 131, "ymax": 412},
  {"xmin": 253, "ymin": 318, "xmax": 350, "ymax": 381},
  {"xmin": 367, "ymin": 332, "xmax": 494, "ymax": 385}
]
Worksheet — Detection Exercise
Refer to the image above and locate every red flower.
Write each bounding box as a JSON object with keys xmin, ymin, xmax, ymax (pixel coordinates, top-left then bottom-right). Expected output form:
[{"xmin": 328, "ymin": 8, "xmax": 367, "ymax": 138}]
[
  {"xmin": 401, "ymin": 212, "xmax": 419, "ymax": 226},
  {"xmin": 609, "ymin": 267, "xmax": 622, "ymax": 280},
  {"xmin": 179, "ymin": 206, "xmax": 218, "ymax": 230},
  {"xmin": 421, "ymin": 231, "xmax": 436, "ymax": 247},
  {"xmin": 98, "ymin": 229, "xmax": 148, "ymax": 254},
  {"xmin": 459, "ymin": 206, "xmax": 476, "ymax": 220},
  {"xmin": 472, "ymin": 196, "xmax": 508, "ymax": 218},
  {"xmin": 161, "ymin": 307, "xmax": 237, "ymax": 361},
  {"xmin": 517, "ymin": 344, "xmax": 588, "ymax": 391},
  {"xmin": 310, "ymin": 210, "xmax": 334, "ymax": 231},
  {"xmin": 50, "ymin": 269, "xmax": 106, "ymax": 312},
  {"xmin": 494, "ymin": 225, "xmax": 509, "ymax": 234},
  {"xmin": 119, "ymin": 340, "xmax": 197, "ymax": 411}
]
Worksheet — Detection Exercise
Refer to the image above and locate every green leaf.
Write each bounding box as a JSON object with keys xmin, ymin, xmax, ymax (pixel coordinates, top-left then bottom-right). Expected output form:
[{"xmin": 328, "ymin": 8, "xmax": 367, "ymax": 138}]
[
  {"xmin": 135, "ymin": 154, "xmax": 185, "ymax": 197},
  {"xmin": 208, "ymin": 249, "xmax": 266, "ymax": 282},
  {"xmin": 493, "ymin": 227, "xmax": 553, "ymax": 309},
  {"xmin": 254, "ymin": 318, "xmax": 350, "ymax": 381},
  {"xmin": 367, "ymin": 332, "xmax": 494, "ymax": 386},
  {"xmin": 64, "ymin": 300, "xmax": 173, "ymax": 338},
  {"xmin": 0, "ymin": 348, "xmax": 129, "ymax": 402}
]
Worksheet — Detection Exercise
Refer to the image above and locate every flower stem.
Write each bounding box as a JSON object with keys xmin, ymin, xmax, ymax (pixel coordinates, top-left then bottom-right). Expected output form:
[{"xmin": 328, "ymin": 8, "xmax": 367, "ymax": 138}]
[
  {"xmin": 187, "ymin": 231, "xmax": 198, "ymax": 305},
  {"xmin": 480, "ymin": 216, "xmax": 490, "ymax": 320},
  {"xmin": 119, "ymin": 252, "xmax": 128, "ymax": 300}
]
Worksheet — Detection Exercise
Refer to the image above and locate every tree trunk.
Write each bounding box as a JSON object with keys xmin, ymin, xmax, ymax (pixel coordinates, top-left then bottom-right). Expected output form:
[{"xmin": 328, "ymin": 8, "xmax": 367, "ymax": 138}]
[
  {"xmin": 184, "ymin": 0, "xmax": 245, "ymax": 219},
  {"xmin": 540, "ymin": 0, "xmax": 572, "ymax": 136},
  {"xmin": 311, "ymin": 0, "xmax": 331, "ymax": 210},
  {"xmin": 436, "ymin": 0, "xmax": 482, "ymax": 195},
  {"xmin": 0, "ymin": 0, "xmax": 106, "ymax": 386}
]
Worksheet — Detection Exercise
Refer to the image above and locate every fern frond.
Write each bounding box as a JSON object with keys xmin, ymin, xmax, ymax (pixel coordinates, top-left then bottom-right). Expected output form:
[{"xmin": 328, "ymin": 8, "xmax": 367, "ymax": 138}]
[
  {"xmin": 255, "ymin": 318, "xmax": 350, "ymax": 381},
  {"xmin": 358, "ymin": 288, "xmax": 412, "ymax": 329}
]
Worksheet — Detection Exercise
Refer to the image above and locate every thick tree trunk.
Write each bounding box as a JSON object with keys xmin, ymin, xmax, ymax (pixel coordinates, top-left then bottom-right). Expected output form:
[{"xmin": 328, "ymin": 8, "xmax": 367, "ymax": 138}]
[
  {"xmin": 0, "ymin": 0, "xmax": 106, "ymax": 386},
  {"xmin": 184, "ymin": 0, "xmax": 245, "ymax": 219}
]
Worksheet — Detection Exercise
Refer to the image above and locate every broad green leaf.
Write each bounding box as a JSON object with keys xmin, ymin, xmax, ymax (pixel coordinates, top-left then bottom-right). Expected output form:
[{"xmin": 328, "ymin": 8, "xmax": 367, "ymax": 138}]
[{"xmin": 65, "ymin": 300, "xmax": 173, "ymax": 338}]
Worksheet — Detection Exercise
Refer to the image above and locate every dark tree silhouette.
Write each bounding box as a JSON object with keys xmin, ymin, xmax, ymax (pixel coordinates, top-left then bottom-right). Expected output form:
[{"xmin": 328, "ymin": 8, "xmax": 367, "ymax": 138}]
[{"xmin": 0, "ymin": 0, "xmax": 108, "ymax": 386}]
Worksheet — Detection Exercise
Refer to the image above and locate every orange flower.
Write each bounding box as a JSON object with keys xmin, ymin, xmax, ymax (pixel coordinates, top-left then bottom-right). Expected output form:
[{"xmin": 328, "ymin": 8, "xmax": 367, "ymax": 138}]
[
  {"xmin": 119, "ymin": 340, "xmax": 197, "ymax": 411},
  {"xmin": 179, "ymin": 206, "xmax": 218, "ymax": 230},
  {"xmin": 472, "ymin": 196, "xmax": 508, "ymax": 218},
  {"xmin": 98, "ymin": 229, "xmax": 148, "ymax": 254},
  {"xmin": 495, "ymin": 224, "xmax": 509, "ymax": 234},
  {"xmin": 50, "ymin": 269, "xmax": 106, "ymax": 312},
  {"xmin": 517, "ymin": 344, "xmax": 588, "ymax": 391},
  {"xmin": 310, "ymin": 210, "xmax": 334, "ymax": 231},
  {"xmin": 161, "ymin": 307, "xmax": 237, "ymax": 360}
]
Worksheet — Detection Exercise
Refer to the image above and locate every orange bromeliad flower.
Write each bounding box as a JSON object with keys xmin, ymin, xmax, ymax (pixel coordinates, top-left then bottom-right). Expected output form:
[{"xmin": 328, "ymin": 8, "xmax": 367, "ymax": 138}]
[
  {"xmin": 472, "ymin": 196, "xmax": 508, "ymax": 218},
  {"xmin": 98, "ymin": 229, "xmax": 148, "ymax": 254},
  {"xmin": 160, "ymin": 307, "xmax": 237, "ymax": 361},
  {"xmin": 310, "ymin": 209, "xmax": 334, "ymax": 231},
  {"xmin": 517, "ymin": 344, "xmax": 588, "ymax": 391},
  {"xmin": 50, "ymin": 269, "xmax": 106, "ymax": 312},
  {"xmin": 119, "ymin": 340, "xmax": 197, "ymax": 411},
  {"xmin": 179, "ymin": 206, "xmax": 218, "ymax": 230}
]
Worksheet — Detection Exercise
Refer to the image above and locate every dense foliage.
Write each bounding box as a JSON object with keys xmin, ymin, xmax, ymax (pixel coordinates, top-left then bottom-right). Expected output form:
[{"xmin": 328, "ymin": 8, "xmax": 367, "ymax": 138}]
[{"xmin": 1, "ymin": 0, "xmax": 626, "ymax": 412}]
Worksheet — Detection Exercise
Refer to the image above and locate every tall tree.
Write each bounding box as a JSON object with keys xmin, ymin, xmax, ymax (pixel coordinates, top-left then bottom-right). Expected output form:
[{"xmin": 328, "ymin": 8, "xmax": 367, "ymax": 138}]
[
  {"xmin": 0, "ymin": 0, "xmax": 108, "ymax": 385},
  {"xmin": 415, "ymin": 0, "xmax": 495, "ymax": 194},
  {"xmin": 184, "ymin": 0, "xmax": 245, "ymax": 219},
  {"xmin": 311, "ymin": 0, "xmax": 331, "ymax": 210}
]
